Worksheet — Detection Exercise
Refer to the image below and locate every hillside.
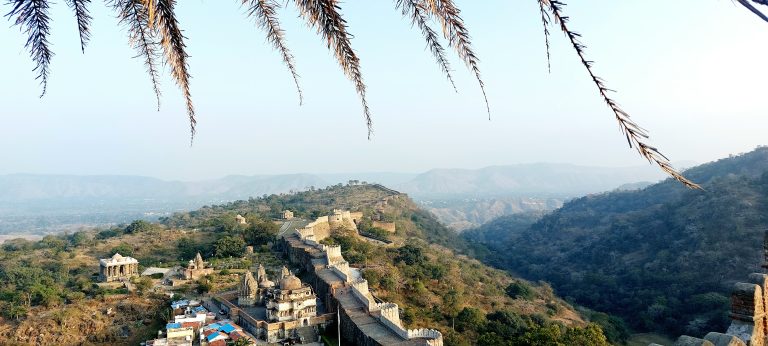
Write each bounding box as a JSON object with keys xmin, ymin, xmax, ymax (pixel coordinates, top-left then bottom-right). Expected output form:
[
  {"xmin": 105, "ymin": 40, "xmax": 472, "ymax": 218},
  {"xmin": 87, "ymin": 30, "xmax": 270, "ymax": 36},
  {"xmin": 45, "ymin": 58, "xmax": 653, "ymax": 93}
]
[
  {"xmin": 397, "ymin": 163, "xmax": 667, "ymax": 198},
  {"xmin": 421, "ymin": 197, "xmax": 561, "ymax": 231},
  {"xmin": 463, "ymin": 146, "xmax": 768, "ymax": 338},
  {"xmin": 0, "ymin": 184, "xmax": 616, "ymax": 345}
]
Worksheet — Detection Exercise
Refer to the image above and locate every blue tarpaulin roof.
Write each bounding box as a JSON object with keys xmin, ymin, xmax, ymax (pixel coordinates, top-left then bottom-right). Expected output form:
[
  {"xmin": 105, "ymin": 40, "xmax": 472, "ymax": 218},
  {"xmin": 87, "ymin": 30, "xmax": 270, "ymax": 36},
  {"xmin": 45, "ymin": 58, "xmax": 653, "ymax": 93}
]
[
  {"xmin": 207, "ymin": 332, "xmax": 223, "ymax": 342},
  {"xmin": 170, "ymin": 300, "xmax": 189, "ymax": 309},
  {"xmin": 166, "ymin": 323, "xmax": 182, "ymax": 330},
  {"xmin": 193, "ymin": 306, "xmax": 207, "ymax": 313},
  {"xmin": 220, "ymin": 324, "xmax": 235, "ymax": 333}
]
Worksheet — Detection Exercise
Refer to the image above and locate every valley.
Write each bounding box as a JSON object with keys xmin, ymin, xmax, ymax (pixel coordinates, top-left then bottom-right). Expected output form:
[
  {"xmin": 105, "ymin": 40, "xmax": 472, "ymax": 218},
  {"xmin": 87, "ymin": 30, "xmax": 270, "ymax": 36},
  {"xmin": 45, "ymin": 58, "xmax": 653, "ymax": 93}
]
[{"xmin": 462, "ymin": 146, "xmax": 768, "ymax": 341}]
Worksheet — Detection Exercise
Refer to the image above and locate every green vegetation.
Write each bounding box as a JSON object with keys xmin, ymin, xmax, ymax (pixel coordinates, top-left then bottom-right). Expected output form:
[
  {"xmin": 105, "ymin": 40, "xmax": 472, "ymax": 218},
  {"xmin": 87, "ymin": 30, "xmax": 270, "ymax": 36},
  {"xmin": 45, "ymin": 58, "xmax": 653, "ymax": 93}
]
[
  {"xmin": 214, "ymin": 236, "xmax": 246, "ymax": 258},
  {"xmin": 464, "ymin": 147, "xmax": 768, "ymax": 338},
  {"xmin": 0, "ymin": 182, "xmax": 614, "ymax": 345},
  {"xmin": 506, "ymin": 281, "xmax": 535, "ymax": 300},
  {"xmin": 447, "ymin": 309, "xmax": 609, "ymax": 346}
]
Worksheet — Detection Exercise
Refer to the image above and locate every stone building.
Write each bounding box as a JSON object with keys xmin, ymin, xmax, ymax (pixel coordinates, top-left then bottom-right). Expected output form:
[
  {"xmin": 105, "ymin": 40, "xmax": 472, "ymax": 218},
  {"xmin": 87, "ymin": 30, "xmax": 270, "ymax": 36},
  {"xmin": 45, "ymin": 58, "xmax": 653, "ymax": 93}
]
[
  {"xmin": 236, "ymin": 214, "xmax": 247, "ymax": 225},
  {"xmin": 99, "ymin": 253, "xmax": 139, "ymax": 282},
  {"xmin": 281, "ymin": 210, "xmax": 294, "ymax": 220},
  {"xmin": 220, "ymin": 264, "xmax": 323, "ymax": 343},
  {"xmin": 183, "ymin": 252, "xmax": 214, "ymax": 280},
  {"xmin": 266, "ymin": 271, "xmax": 317, "ymax": 324},
  {"xmin": 238, "ymin": 272, "xmax": 259, "ymax": 306}
]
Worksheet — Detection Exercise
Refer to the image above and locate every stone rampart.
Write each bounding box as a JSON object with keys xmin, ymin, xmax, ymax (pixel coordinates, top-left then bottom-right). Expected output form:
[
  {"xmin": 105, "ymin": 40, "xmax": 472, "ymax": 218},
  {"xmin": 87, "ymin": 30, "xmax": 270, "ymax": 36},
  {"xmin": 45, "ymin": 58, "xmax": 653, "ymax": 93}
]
[{"xmin": 281, "ymin": 210, "xmax": 443, "ymax": 346}]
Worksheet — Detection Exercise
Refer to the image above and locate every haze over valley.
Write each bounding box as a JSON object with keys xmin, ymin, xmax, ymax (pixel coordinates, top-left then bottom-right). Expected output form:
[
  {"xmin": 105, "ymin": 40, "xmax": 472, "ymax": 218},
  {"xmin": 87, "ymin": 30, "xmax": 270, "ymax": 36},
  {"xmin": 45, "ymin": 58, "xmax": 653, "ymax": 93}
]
[{"xmin": 0, "ymin": 162, "xmax": 672, "ymax": 236}]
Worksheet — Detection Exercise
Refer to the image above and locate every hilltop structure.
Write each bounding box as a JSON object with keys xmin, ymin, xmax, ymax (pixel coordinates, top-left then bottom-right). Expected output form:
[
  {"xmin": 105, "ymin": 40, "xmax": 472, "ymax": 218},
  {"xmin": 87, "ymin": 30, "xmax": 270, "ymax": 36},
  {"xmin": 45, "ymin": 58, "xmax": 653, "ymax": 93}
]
[
  {"xmin": 280, "ymin": 209, "xmax": 443, "ymax": 346},
  {"xmin": 281, "ymin": 210, "xmax": 294, "ymax": 220},
  {"xmin": 98, "ymin": 253, "xmax": 139, "ymax": 282},
  {"xmin": 212, "ymin": 207, "xmax": 443, "ymax": 345},
  {"xmin": 183, "ymin": 252, "xmax": 214, "ymax": 280}
]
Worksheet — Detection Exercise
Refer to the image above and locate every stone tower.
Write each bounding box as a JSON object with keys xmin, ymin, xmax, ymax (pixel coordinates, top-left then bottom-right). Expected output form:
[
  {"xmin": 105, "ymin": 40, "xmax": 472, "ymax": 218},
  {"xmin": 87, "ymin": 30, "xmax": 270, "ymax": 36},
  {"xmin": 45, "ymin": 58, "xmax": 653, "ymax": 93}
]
[
  {"xmin": 238, "ymin": 272, "xmax": 258, "ymax": 306},
  {"xmin": 194, "ymin": 252, "xmax": 204, "ymax": 270},
  {"xmin": 257, "ymin": 264, "xmax": 267, "ymax": 281},
  {"xmin": 280, "ymin": 266, "xmax": 290, "ymax": 279}
]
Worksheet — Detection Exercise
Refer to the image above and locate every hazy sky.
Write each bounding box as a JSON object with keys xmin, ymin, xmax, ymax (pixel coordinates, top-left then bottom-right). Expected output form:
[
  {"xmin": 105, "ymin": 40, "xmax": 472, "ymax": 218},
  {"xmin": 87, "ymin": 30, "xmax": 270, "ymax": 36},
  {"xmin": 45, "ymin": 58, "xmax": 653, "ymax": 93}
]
[{"xmin": 1, "ymin": 1, "xmax": 767, "ymax": 180}]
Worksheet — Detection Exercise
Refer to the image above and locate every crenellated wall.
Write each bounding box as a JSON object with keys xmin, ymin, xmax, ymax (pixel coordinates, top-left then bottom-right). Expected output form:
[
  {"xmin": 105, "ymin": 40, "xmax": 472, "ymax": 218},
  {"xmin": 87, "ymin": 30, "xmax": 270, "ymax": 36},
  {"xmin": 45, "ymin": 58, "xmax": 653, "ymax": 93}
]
[{"xmin": 281, "ymin": 209, "xmax": 443, "ymax": 346}]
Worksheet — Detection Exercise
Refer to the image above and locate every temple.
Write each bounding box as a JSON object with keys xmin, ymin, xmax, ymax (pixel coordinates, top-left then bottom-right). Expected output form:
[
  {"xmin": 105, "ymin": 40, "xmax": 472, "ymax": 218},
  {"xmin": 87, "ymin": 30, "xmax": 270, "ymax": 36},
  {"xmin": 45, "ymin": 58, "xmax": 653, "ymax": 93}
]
[
  {"xmin": 183, "ymin": 252, "xmax": 213, "ymax": 280},
  {"xmin": 99, "ymin": 253, "xmax": 139, "ymax": 282}
]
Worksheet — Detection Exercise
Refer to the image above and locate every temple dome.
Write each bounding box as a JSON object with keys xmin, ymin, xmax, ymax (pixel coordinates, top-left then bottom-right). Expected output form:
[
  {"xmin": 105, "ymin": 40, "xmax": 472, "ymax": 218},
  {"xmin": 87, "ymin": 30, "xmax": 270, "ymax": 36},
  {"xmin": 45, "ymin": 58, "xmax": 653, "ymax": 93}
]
[
  {"xmin": 259, "ymin": 279, "xmax": 275, "ymax": 288},
  {"xmin": 279, "ymin": 275, "xmax": 302, "ymax": 290}
]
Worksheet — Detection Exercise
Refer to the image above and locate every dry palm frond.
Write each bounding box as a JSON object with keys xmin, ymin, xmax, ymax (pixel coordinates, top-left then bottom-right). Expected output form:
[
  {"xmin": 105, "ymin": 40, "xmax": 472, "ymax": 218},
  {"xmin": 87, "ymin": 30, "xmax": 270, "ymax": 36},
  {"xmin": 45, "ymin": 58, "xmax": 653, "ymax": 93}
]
[
  {"xmin": 142, "ymin": 0, "xmax": 155, "ymax": 26},
  {"xmin": 736, "ymin": 0, "xmax": 768, "ymax": 22},
  {"xmin": 6, "ymin": 0, "xmax": 53, "ymax": 97},
  {"xmin": 422, "ymin": 0, "xmax": 489, "ymax": 118},
  {"xmin": 64, "ymin": 0, "xmax": 92, "ymax": 52},
  {"xmin": 544, "ymin": 0, "xmax": 700, "ymax": 189},
  {"xmin": 294, "ymin": 0, "xmax": 372, "ymax": 138},
  {"xmin": 395, "ymin": 0, "xmax": 456, "ymax": 92},
  {"xmin": 111, "ymin": 0, "xmax": 162, "ymax": 110},
  {"xmin": 244, "ymin": 0, "xmax": 303, "ymax": 105},
  {"xmin": 151, "ymin": 0, "xmax": 196, "ymax": 141},
  {"xmin": 537, "ymin": 0, "xmax": 551, "ymax": 73}
]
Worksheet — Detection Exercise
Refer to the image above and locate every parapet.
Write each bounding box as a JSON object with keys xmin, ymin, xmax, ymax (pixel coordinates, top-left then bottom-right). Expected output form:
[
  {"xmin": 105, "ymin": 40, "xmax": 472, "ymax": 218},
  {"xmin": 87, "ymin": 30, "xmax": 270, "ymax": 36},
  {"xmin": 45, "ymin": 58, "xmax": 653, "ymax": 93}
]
[
  {"xmin": 729, "ymin": 283, "xmax": 764, "ymax": 322},
  {"xmin": 703, "ymin": 332, "xmax": 746, "ymax": 346}
]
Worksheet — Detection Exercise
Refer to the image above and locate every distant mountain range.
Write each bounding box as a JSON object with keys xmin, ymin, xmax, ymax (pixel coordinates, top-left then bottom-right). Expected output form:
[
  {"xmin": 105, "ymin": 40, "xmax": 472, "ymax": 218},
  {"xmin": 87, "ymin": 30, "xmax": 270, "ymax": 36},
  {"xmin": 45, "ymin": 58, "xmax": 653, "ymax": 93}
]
[
  {"xmin": 397, "ymin": 163, "xmax": 670, "ymax": 198},
  {"xmin": 0, "ymin": 162, "xmax": 677, "ymax": 233}
]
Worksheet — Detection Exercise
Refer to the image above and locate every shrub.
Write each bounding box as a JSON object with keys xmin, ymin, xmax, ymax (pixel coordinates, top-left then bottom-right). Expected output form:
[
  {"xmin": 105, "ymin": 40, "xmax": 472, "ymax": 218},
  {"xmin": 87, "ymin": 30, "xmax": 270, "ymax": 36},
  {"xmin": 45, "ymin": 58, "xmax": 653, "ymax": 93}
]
[{"xmin": 505, "ymin": 281, "xmax": 535, "ymax": 300}]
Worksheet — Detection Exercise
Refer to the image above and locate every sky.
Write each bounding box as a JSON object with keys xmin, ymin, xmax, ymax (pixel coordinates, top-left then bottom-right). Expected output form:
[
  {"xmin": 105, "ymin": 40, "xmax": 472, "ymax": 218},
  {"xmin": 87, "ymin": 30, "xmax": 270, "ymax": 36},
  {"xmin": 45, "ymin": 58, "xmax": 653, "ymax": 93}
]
[{"xmin": 1, "ymin": 1, "xmax": 767, "ymax": 180}]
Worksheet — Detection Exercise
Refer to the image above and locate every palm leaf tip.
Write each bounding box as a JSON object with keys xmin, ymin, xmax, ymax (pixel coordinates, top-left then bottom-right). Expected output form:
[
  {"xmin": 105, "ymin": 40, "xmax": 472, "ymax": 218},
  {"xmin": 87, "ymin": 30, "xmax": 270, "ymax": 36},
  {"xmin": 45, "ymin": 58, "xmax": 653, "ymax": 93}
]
[
  {"xmin": 537, "ymin": 0, "xmax": 552, "ymax": 73},
  {"xmin": 65, "ymin": 0, "xmax": 93, "ymax": 53},
  {"xmin": 422, "ymin": 0, "xmax": 490, "ymax": 118},
  {"xmin": 111, "ymin": 0, "xmax": 163, "ymax": 111},
  {"xmin": 152, "ymin": 0, "xmax": 196, "ymax": 140},
  {"xmin": 544, "ymin": 0, "xmax": 699, "ymax": 189},
  {"xmin": 396, "ymin": 0, "xmax": 457, "ymax": 92},
  {"xmin": 245, "ymin": 0, "xmax": 303, "ymax": 105},
  {"xmin": 7, "ymin": 0, "xmax": 54, "ymax": 97},
  {"xmin": 294, "ymin": 0, "xmax": 372, "ymax": 137}
]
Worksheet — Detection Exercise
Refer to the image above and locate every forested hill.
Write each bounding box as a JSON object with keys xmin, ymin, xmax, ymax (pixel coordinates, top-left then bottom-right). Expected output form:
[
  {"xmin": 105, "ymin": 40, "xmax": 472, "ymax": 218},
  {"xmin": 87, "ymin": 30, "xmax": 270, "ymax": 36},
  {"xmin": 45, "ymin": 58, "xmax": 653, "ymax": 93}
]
[
  {"xmin": 463, "ymin": 146, "xmax": 768, "ymax": 338},
  {"xmin": 159, "ymin": 183, "xmax": 617, "ymax": 345}
]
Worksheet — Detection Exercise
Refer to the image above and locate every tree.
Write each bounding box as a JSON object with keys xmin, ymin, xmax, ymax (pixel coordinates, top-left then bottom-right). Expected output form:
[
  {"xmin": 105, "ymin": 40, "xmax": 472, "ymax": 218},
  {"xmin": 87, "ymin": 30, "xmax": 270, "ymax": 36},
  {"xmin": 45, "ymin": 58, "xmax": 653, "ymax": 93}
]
[
  {"xmin": 5, "ymin": 304, "xmax": 27, "ymax": 321},
  {"xmin": 505, "ymin": 281, "xmax": 535, "ymax": 300},
  {"xmin": 124, "ymin": 220, "xmax": 156, "ymax": 234},
  {"xmin": 197, "ymin": 277, "xmax": 213, "ymax": 294},
  {"xmin": 395, "ymin": 244, "xmax": 425, "ymax": 266},
  {"xmin": 455, "ymin": 307, "xmax": 485, "ymax": 332},
  {"xmin": 134, "ymin": 277, "xmax": 154, "ymax": 295},
  {"xmin": 7, "ymin": 0, "xmax": 756, "ymax": 186},
  {"xmin": 110, "ymin": 243, "xmax": 134, "ymax": 257},
  {"xmin": 214, "ymin": 236, "xmax": 246, "ymax": 258},
  {"xmin": 242, "ymin": 217, "xmax": 278, "ymax": 246},
  {"xmin": 562, "ymin": 324, "xmax": 610, "ymax": 346}
]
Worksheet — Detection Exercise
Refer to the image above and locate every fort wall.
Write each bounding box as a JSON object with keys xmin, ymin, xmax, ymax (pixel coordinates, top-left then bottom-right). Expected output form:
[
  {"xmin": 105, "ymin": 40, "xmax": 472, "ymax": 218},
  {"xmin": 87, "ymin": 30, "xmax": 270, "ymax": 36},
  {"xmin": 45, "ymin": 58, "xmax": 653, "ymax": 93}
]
[{"xmin": 279, "ymin": 209, "xmax": 443, "ymax": 346}]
